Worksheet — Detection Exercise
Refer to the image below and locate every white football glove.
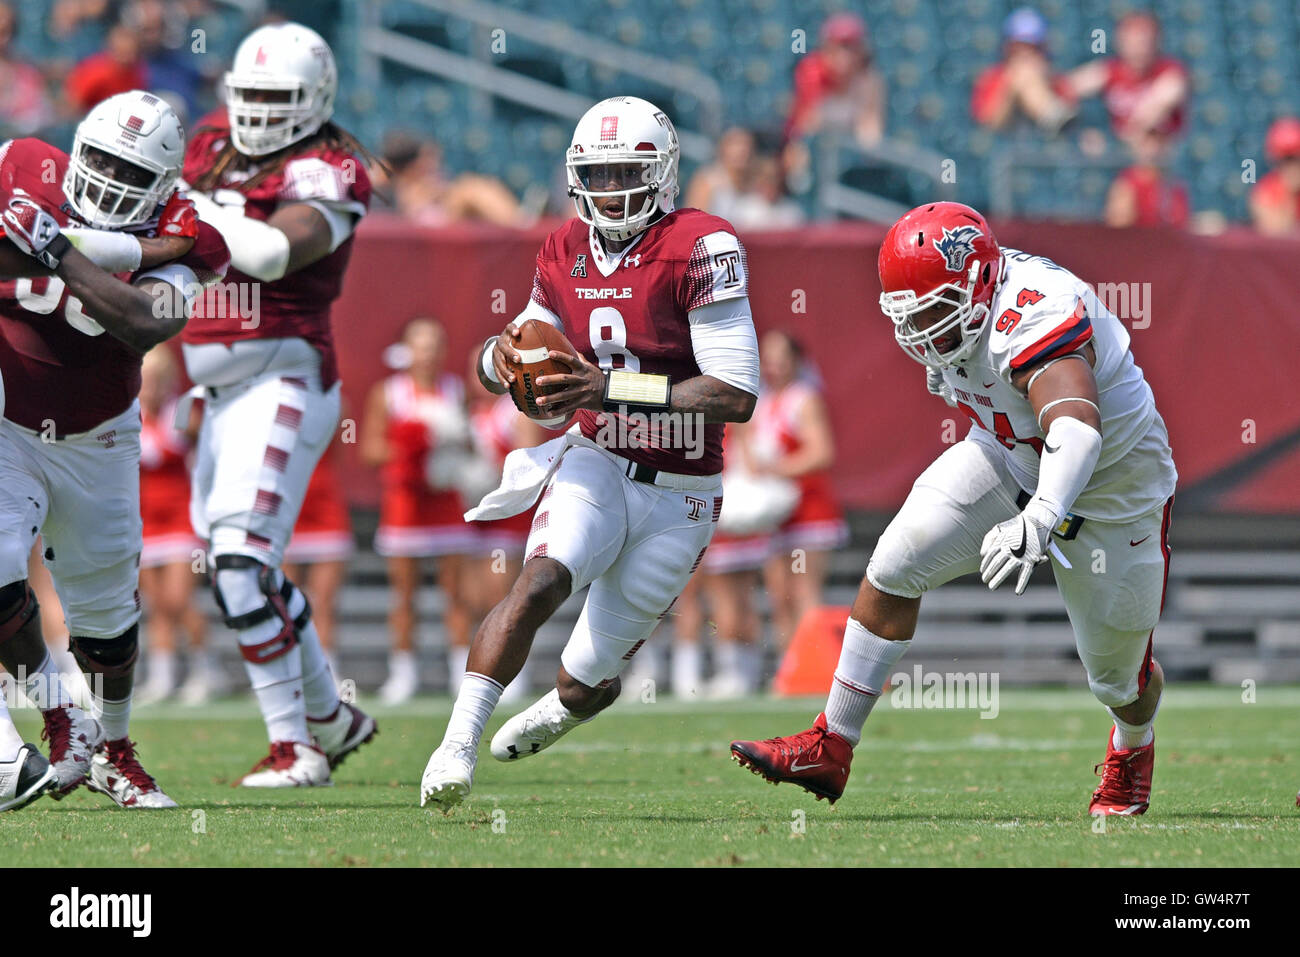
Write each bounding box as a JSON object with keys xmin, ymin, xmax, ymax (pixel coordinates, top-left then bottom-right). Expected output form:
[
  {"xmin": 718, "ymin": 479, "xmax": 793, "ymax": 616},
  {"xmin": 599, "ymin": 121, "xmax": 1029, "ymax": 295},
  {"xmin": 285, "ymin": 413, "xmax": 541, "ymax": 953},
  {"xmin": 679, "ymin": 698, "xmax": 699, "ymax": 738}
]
[
  {"xmin": 979, "ymin": 508, "xmax": 1053, "ymax": 595},
  {"xmin": 927, "ymin": 367, "xmax": 957, "ymax": 407}
]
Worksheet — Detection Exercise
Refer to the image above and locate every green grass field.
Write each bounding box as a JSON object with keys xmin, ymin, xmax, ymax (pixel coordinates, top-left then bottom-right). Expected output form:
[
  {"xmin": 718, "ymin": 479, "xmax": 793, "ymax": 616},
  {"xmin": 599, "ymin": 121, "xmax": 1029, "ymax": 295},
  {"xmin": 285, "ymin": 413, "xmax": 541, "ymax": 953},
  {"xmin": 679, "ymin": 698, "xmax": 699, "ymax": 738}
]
[{"xmin": 7, "ymin": 685, "xmax": 1299, "ymax": 867}]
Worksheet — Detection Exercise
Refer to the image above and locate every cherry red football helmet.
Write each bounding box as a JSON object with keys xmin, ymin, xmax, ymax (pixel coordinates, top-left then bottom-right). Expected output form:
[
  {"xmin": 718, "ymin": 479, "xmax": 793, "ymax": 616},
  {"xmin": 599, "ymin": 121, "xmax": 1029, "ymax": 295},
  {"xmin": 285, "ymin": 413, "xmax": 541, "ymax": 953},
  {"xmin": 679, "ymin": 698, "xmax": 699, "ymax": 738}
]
[{"xmin": 878, "ymin": 202, "xmax": 1002, "ymax": 368}]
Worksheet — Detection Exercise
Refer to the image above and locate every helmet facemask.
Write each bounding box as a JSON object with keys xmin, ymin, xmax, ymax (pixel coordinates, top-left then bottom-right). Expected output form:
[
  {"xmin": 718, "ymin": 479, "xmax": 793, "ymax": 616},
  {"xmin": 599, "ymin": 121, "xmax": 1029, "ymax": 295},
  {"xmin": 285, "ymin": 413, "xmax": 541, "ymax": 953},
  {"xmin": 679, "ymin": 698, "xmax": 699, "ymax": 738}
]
[
  {"xmin": 567, "ymin": 149, "xmax": 675, "ymax": 242},
  {"xmin": 65, "ymin": 140, "xmax": 175, "ymax": 230},
  {"xmin": 880, "ymin": 259, "xmax": 991, "ymax": 369},
  {"xmin": 225, "ymin": 75, "xmax": 331, "ymax": 156}
]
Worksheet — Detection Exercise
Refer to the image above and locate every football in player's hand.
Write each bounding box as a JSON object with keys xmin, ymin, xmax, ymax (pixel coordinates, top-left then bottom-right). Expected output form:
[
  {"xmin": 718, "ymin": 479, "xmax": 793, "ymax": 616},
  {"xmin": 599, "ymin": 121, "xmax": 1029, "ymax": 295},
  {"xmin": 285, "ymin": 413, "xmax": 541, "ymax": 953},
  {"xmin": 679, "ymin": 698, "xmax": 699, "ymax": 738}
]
[{"xmin": 508, "ymin": 319, "xmax": 575, "ymax": 428}]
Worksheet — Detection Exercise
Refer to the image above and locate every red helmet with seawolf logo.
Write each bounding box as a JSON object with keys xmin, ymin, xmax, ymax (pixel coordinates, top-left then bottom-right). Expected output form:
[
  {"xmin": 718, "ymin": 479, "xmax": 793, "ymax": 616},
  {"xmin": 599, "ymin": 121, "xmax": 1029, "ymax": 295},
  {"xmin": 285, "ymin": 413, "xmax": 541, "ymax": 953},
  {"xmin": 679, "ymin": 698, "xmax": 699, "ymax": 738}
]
[{"xmin": 878, "ymin": 202, "xmax": 1002, "ymax": 368}]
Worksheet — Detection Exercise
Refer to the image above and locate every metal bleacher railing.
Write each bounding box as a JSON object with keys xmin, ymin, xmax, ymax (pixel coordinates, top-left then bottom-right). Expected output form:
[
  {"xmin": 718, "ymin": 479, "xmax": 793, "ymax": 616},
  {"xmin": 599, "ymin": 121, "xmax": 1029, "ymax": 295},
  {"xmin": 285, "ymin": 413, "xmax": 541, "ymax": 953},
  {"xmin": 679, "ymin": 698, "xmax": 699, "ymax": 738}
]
[{"xmin": 351, "ymin": 0, "xmax": 725, "ymax": 164}]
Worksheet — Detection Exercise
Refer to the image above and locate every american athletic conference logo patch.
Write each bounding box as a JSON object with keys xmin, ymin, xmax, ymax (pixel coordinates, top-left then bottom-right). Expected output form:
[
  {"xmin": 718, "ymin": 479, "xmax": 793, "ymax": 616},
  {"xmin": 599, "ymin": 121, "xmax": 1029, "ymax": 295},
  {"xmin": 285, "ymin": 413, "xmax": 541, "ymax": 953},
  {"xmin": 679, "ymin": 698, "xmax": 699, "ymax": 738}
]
[{"xmin": 932, "ymin": 225, "xmax": 982, "ymax": 273}]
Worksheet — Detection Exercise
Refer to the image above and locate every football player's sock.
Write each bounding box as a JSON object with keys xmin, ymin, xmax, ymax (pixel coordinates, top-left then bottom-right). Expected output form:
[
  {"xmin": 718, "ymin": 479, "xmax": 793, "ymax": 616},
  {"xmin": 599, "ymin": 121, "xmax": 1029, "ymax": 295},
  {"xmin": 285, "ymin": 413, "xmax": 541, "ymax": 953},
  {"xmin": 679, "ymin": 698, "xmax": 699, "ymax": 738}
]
[
  {"xmin": 96, "ymin": 695, "xmax": 132, "ymax": 742},
  {"xmin": 447, "ymin": 646, "xmax": 469, "ymax": 695},
  {"xmin": 824, "ymin": 618, "xmax": 911, "ymax": 746},
  {"xmin": 285, "ymin": 582, "xmax": 340, "ymax": 721},
  {"xmin": 49, "ymin": 641, "xmax": 94, "ymax": 711},
  {"xmin": 235, "ymin": 603, "xmax": 309, "ymax": 743},
  {"xmin": 442, "ymin": 672, "xmax": 503, "ymax": 748},
  {"xmin": 1108, "ymin": 701, "xmax": 1158, "ymax": 750},
  {"xmin": 24, "ymin": 651, "xmax": 75, "ymax": 711},
  {"xmin": 242, "ymin": 651, "xmax": 310, "ymax": 744},
  {"xmin": 0, "ymin": 697, "xmax": 24, "ymax": 761},
  {"xmin": 672, "ymin": 640, "xmax": 701, "ymax": 696}
]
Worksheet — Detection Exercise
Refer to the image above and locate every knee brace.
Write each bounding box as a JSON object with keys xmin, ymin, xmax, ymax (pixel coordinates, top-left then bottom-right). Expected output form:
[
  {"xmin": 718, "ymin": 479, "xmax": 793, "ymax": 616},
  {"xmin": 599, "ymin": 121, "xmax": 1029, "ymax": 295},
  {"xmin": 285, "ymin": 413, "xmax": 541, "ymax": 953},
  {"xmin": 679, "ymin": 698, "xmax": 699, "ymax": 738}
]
[
  {"xmin": 210, "ymin": 555, "xmax": 299, "ymax": 664},
  {"xmin": 71, "ymin": 623, "xmax": 139, "ymax": 678},
  {"xmin": 0, "ymin": 581, "xmax": 37, "ymax": 644}
]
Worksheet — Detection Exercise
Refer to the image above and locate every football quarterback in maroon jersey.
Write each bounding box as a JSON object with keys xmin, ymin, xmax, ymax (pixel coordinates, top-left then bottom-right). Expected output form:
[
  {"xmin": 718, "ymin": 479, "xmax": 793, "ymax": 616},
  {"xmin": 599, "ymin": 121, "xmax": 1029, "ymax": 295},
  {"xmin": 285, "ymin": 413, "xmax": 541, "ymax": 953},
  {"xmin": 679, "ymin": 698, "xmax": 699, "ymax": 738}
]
[
  {"xmin": 0, "ymin": 89, "xmax": 230, "ymax": 809},
  {"xmin": 421, "ymin": 95, "xmax": 761, "ymax": 809}
]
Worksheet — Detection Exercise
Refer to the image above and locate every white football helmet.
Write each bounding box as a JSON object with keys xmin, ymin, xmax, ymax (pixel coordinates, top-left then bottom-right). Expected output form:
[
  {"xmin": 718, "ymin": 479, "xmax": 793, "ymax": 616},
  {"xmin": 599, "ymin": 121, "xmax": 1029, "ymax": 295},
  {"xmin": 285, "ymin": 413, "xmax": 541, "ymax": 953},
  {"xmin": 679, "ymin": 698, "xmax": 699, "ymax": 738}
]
[
  {"xmin": 64, "ymin": 90, "xmax": 184, "ymax": 229},
  {"xmin": 566, "ymin": 96, "xmax": 679, "ymax": 242},
  {"xmin": 224, "ymin": 22, "xmax": 337, "ymax": 157}
]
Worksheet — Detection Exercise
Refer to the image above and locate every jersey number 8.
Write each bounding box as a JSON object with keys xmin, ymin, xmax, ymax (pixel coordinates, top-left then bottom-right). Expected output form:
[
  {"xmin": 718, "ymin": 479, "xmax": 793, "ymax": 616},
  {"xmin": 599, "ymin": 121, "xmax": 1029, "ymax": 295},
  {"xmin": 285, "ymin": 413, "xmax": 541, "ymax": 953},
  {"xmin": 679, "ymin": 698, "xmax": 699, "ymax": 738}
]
[{"xmin": 588, "ymin": 307, "xmax": 642, "ymax": 372}]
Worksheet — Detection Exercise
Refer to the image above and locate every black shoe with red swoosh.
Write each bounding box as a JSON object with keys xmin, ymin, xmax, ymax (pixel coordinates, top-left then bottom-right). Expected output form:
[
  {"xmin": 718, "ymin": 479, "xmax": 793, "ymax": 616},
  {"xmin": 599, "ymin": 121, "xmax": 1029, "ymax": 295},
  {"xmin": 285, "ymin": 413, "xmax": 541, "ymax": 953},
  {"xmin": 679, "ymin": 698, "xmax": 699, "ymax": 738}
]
[{"xmin": 730, "ymin": 712, "xmax": 854, "ymax": 803}]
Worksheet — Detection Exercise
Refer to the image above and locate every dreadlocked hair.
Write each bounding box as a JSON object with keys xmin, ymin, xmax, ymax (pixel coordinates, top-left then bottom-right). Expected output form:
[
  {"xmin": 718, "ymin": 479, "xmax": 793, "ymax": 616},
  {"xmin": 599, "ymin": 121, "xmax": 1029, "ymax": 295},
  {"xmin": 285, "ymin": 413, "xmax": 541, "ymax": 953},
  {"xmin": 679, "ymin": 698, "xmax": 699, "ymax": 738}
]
[{"xmin": 189, "ymin": 121, "xmax": 388, "ymax": 194}]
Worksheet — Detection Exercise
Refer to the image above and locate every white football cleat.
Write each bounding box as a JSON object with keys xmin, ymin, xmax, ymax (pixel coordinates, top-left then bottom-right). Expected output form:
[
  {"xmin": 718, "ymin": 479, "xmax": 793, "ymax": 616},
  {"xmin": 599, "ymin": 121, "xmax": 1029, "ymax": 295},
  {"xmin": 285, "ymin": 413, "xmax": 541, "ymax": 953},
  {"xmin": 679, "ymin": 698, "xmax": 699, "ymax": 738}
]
[
  {"xmin": 41, "ymin": 705, "xmax": 105, "ymax": 797},
  {"xmin": 239, "ymin": 740, "xmax": 332, "ymax": 788},
  {"xmin": 419, "ymin": 736, "xmax": 477, "ymax": 811},
  {"xmin": 85, "ymin": 739, "xmax": 179, "ymax": 808},
  {"xmin": 309, "ymin": 702, "xmax": 378, "ymax": 769},
  {"xmin": 490, "ymin": 688, "xmax": 597, "ymax": 762},
  {"xmin": 0, "ymin": 744, "xmax": 58, "ymax": 811}
]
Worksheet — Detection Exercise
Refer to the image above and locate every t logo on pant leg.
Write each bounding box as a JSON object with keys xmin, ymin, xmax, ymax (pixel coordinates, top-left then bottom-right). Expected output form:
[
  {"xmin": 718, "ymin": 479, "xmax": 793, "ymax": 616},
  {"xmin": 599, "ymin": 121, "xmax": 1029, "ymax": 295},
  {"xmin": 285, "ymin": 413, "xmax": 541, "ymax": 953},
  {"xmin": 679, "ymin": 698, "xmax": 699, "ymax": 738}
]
[{"xmin": 685, "ymin": 496, "xmax": 706, "ymax": 521}]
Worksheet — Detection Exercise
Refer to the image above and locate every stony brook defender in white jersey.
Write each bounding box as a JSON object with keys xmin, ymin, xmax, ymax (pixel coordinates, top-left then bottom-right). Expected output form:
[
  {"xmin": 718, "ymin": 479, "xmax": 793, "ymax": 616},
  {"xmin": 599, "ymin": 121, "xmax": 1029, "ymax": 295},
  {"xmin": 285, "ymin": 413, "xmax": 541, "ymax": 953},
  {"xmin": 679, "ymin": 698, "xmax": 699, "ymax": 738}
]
[
  {"xmin": 730, "ymin": 203, "xmax": 1176, "ymax": 818},
  {"xmin": 939, "ymin": 247, "xmax": 1176, "ymax": 522}
]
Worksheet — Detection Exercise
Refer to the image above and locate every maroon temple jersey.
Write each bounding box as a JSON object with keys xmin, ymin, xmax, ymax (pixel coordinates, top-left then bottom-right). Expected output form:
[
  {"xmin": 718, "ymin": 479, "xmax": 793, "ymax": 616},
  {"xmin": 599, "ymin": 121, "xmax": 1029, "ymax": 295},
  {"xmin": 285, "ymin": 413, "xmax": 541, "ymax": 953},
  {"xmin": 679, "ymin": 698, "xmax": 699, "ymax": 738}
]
[
  {"xmin": 0, "ymin": 137, "xmax": 230, "ymax": 435},
  {"xmin": 530, "ymin": 208, "xmax": 749, "ymax": 476},
  {"xmin": 180, "ymin": 110, "xmax": 371, "ymax": 391}
]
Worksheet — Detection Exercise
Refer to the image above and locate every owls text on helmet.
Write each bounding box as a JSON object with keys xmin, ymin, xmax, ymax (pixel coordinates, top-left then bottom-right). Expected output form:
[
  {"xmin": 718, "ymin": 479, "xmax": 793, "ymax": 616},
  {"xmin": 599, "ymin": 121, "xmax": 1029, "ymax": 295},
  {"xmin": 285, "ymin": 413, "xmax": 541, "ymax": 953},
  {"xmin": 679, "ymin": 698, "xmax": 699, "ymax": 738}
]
[
  {"xmin": 64, "ymin": 89, "xmax": 185, "ymax": 229},
  {"xmin": 224, "ymin": 22, "xmax": 337, "ymax": 157},
  {"xmin": 566, "ymin": 96, "xmax": 680, "ymax": 242}
]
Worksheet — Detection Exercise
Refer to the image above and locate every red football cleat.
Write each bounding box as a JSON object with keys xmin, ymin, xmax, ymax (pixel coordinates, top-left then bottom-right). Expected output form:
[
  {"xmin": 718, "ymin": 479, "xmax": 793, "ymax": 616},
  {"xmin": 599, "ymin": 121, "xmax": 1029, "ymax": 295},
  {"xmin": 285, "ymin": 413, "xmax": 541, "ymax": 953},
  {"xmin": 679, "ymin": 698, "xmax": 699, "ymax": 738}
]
[
  {"xmin": 730, "ymin": 713, "xmax": 854, "ymax": 804},
  {"xmin": 1089, "ymin": 730, "xmax": 1155, "ymax": 816}
]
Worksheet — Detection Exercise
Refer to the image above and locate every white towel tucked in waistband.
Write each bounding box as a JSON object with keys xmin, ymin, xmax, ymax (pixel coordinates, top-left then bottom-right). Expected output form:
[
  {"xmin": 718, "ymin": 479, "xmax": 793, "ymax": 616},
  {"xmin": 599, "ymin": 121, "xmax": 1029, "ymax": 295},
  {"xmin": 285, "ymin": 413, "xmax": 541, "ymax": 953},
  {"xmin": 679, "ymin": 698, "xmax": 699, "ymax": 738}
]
[{"xmin": 464, "ymin": 428, "xmax": 586, "ymax": 522}]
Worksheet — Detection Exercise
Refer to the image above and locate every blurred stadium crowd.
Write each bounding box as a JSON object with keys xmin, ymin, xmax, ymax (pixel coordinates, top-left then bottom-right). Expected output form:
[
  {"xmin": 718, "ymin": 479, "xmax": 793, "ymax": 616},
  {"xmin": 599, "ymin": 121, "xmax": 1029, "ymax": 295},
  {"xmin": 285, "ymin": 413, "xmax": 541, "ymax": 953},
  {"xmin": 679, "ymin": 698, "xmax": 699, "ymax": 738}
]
[{"xmin": 2, "ymin": 0, "xmax": 1299, "ymax": 232}]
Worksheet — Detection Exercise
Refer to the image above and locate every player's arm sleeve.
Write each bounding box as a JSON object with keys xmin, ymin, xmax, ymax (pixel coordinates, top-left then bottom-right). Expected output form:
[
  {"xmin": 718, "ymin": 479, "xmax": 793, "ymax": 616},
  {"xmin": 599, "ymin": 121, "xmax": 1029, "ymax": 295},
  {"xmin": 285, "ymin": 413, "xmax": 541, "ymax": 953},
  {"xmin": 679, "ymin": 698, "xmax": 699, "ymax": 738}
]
[
  {"xmin": 278, "ymin": 156, "xmax": 368, "ymax": 252},
  {"xmin": 1025, "ymin": 416, "xmax": 1102, "ymax": 528},
  {"xmin": 688, "ymin": 297, "xmax": 760, "ymax": 396},
  {"xmin": 187, "ymin": 190, "xmax": 290, "ymax": 281}
]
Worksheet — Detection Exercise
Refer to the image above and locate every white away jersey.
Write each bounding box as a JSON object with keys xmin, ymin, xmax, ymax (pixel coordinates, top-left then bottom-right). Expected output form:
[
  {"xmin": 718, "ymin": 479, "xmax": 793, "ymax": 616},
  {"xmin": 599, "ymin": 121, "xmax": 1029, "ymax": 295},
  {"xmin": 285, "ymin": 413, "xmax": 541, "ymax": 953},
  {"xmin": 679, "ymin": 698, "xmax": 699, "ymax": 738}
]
[{"xmin": 940, "ymin": 248, "xmax": 1177, "ymax": 521}]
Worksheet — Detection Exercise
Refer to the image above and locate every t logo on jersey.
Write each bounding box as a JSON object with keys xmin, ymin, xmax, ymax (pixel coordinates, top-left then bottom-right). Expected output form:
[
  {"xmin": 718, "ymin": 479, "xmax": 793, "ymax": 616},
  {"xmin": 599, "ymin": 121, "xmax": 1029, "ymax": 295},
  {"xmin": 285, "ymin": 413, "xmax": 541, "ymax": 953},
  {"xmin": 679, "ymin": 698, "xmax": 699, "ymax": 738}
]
[
  {"xmin": 571, "ymin": 254, "xmax": 588, "ymax": 278},
  {"xmin": 712, "ymin": 250, "xmax": 741, "ymax": 287},
  {"xmin": 685, "ymin": 496, "xmax": 707, "ymax": 521},
  {"xmin": 932, "ymin": 225, "xmax": 982, "ymax": 273}
]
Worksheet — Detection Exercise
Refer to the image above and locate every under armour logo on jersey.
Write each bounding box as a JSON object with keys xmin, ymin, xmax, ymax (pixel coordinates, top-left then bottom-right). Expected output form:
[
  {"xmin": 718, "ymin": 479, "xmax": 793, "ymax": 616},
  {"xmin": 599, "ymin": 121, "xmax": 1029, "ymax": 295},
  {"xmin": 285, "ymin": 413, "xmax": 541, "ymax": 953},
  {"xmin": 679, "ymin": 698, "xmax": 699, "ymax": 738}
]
[
  {"xmin": 571, "ymin": 254, "xmax": 588, "ymax": 278},
  {"xmin": 932, "ymin": 225, "xmax": 982, "ymax": 273},
  {"xmin": 685, "ymin": 496, "xmax": 707, "ymax": 521},
  {"xmin": 623, "ymin": 254, "xmax": 642, "ymax": 268}
]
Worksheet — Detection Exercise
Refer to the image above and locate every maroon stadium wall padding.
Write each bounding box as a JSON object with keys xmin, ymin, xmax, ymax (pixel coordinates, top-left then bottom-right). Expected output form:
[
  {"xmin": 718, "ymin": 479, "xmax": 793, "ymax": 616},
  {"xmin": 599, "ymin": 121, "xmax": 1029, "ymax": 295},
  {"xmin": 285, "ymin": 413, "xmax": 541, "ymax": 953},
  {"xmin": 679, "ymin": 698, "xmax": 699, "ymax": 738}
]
[{"xmin": 329, "ymin": 215, "xmax": 1297, "ymax": 514}]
